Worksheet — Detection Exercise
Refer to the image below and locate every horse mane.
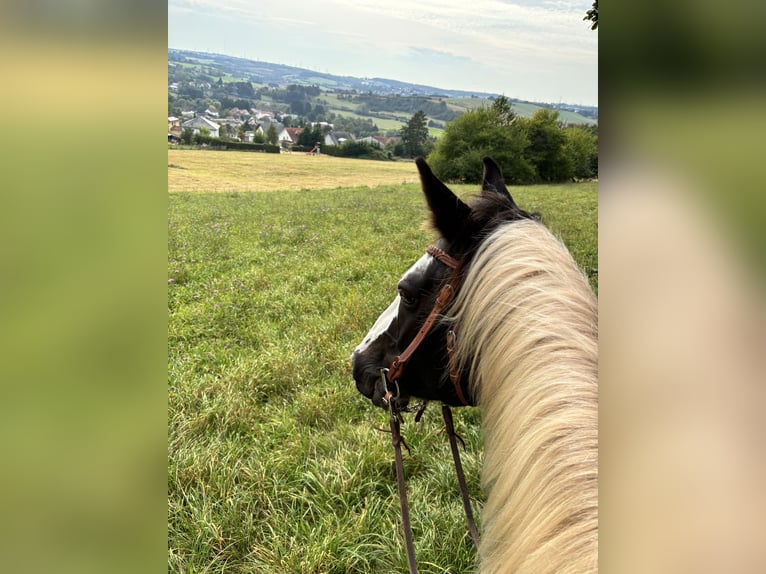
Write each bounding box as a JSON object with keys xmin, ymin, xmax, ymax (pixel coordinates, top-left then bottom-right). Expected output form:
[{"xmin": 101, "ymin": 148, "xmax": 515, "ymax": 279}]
[{"xmin": 449, "ymin": 219, "xmax": 598, "ymax": 574}]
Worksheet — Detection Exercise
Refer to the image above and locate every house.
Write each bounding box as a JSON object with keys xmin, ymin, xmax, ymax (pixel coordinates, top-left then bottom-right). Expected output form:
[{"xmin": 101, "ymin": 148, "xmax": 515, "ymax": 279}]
[
  {"xmin": 227, "ymin": 107, "xmax": 251, "ymax": 121},
  {"xmin": 256, "ymin": 119, "xmax": 292, "ymax": 145},
  {"xmin": 204, "ymin": 106, "xmax": 219, "ymax": 119},
  {"xmin": 323, "ymin": 130, "xmax": 355, "ymax": 147},
  {"xmin": 285, "ymin": 127, "xmax": 304, "ymax": 145},
  {"xmin": 168, "ymin": 116, "xmax": 182, "ymax": 138},
  {"xmin": 181, "ymin": 115, "xmax": 220, "ymax": 138}
]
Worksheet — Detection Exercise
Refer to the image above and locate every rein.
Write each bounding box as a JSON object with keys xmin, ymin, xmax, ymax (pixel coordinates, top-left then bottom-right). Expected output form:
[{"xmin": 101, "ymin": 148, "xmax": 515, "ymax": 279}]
[
  {"xmin": 379, "ymin": 245, "xmax": 480, "ymax": 573},
  {"xmin": 381, "ymin": 378, "xmax": 480, "ymax": 573}
]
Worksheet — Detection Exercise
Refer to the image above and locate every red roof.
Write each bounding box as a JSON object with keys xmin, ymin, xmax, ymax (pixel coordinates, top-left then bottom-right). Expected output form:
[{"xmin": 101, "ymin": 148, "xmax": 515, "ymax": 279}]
[{"xmin": 285, "ymin": 127, "xmax": 304, "ymax": 141}]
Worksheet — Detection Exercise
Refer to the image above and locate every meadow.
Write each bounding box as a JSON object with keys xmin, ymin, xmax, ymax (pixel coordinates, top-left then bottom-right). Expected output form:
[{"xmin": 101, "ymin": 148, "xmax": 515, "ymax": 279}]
[
  {"xmin": 168, "ymin": 150, "xmax": 421, "ymax": 193},
  {"xmin": 168, "ymin": 151, "xmax": 597, "ymax": 573}
]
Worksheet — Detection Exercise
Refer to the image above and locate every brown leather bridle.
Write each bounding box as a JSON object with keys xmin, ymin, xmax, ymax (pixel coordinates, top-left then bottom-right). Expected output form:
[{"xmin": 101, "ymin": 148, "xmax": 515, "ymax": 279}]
[
  {"xmin": 383, "ymin": 245, "xmax": 471, "ymax": 407},
  {"xmin": 376, "ymin": 244, "xmax": 480, "ymax": 574}
]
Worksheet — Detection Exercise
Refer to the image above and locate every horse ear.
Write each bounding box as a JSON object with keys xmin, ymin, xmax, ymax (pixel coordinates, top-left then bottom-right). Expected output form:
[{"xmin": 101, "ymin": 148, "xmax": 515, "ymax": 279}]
[
  {"xmin": 481, "ymin": 156, "xmax": 519, "ymax": 206},
  {"xmin": 416, "ymin": 157, "xmax": 471, "ymax": 242}
]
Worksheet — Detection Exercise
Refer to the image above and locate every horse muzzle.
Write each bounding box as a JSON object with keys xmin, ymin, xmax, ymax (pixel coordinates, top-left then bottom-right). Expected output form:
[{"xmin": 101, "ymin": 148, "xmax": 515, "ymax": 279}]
[{"xmin": 351, "ymin": 351, "xmax": 410, "ymax": 409}]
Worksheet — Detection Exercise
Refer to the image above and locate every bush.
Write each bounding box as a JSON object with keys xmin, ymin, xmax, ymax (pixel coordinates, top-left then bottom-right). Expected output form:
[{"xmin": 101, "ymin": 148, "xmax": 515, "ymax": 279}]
[
  {"xmin": 428, "ymin": 103, "xmax": 535, "ymax": 184},
  {"xmin": 563, "ymin": 125, "xmax": 598, "ymax": 179},
  {"xmin": 428, "ymin": 100, "xmax": 597, "ymax": 184},
  {"xmin": 321, "ymin": 141, "xmax": 390, "ymax": 161},
  {"xmin": 191, "ymin": 134, "xmax": 280, "ymax": 153}
]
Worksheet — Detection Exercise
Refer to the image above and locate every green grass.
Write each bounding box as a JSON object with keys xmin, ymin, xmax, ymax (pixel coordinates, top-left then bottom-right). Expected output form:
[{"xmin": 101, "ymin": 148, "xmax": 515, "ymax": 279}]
[{"xmin": 168, "ymin": 181, "xmax": 597, "ymax": 573}]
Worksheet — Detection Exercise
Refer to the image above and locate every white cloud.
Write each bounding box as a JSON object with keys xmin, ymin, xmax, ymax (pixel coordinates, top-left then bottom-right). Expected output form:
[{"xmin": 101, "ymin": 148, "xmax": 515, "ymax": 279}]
[{"xmin": 168, "ymin": 0, "xmax": 597, "ymax": 104}]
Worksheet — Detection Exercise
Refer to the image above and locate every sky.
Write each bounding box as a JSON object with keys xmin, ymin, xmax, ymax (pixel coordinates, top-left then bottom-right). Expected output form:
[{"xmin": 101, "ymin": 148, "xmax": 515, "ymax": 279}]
[{"xmin": 168, "ymin": 0, "xmax": 597, "ymax": 106}]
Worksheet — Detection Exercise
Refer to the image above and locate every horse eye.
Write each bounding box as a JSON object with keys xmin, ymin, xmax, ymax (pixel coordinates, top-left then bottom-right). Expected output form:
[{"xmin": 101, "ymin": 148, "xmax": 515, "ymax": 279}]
[{"xmin": 398, "ymin": 289, "xmax": 418, "ymax": 306}]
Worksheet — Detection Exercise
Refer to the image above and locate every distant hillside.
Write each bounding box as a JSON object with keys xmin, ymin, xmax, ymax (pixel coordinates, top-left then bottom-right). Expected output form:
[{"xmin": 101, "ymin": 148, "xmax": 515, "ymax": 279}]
[{"xmin": 168, "ymin": 48, "xmax": 597, "ymax": 128}]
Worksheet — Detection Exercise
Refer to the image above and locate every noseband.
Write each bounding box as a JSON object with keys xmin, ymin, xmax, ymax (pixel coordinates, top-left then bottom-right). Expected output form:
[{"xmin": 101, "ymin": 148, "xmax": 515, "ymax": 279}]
[{"xmin": 385, "ymin": 245, "xmax": 471, "ymax": 406}]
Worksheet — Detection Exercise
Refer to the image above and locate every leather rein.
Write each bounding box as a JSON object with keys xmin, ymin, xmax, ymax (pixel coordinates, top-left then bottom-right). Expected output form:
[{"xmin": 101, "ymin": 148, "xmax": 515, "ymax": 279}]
[{"xmin": 379, "ymin": 245, "xmax": 480, "ymax": 573}]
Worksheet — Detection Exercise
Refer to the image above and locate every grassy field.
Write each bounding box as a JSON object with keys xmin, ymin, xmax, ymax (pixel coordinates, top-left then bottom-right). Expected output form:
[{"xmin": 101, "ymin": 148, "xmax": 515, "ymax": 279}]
[
  {"xmin": 168, "ymin": 150, "xmax": 420, "ymax": 193},
  {"xmin": 168, "ymin": 151, "xmax": 597, "ymax": 573}
]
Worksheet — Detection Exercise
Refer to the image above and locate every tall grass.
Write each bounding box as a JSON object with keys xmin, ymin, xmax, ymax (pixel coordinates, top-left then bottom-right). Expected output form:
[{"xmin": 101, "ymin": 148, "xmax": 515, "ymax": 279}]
[{"xmin": 168, "ymin": 181, "xmax": 597, "ymax": 573}]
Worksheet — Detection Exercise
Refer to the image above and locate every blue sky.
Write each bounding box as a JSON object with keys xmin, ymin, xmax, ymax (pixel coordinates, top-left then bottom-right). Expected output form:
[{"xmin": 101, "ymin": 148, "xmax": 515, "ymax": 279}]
[{"xmin": 168, "ymin": 0, "xmax": 597, "ymax": 106}]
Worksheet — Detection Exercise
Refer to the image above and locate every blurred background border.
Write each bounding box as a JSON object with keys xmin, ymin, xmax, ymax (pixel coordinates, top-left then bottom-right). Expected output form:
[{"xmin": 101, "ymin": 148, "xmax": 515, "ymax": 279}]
[{"xmin": 0, "ymin": 1, "xmax": 764, "ymax": 572}]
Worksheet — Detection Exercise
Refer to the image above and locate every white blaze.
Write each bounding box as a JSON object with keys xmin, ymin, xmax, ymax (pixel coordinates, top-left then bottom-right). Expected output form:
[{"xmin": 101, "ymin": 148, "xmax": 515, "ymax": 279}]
[
  {"xmin": 352, "ymin": 253, "xmax": 434, "ymax": 355},
  {"xmin": 353, "ymin": 294, "xmax": 400, "ymax": 355}
]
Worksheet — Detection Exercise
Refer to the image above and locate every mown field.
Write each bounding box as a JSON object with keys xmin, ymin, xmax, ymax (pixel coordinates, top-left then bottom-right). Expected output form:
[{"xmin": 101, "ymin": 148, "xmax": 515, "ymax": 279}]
[
  {"xmin": 168, "ymin": 150, "xmax": 420, "ymax": 193},
  {"xmin": 168, "ymin": 151, "xmax": 597, "ymax": 573}
]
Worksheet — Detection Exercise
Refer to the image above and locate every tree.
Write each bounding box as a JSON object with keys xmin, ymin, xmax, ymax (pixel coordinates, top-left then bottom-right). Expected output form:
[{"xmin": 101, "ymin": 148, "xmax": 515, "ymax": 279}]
[
  {"xmin": 524, "ymin": 109, "xmax": 572, "ymax": 181},
  {"xmin": 235, "ymin": 81, "xmax": 255, "ymax": 98},
  {"xmin": 491, "ymin": 95, "xmax": 516, "ymax": 127},
  {"xmin": 584, "ymin": 0, "xmax": 598, "ymax": 30},
  {"xmin": 563, "ymin": 125, "xmax": 598, "ymax": 178},
  {"xmin": 180, "ymin": 127, "xmax": 194, "ymax": 145},
  {"xmin": 400, "ymin": 110, "xmax": 430, "ymax": 158},
  {"xmin": 297, "ymin": 124, "xmax": 325, "ymax": 148},
  {"xmin": 219, "ymin": 124, "xmax": 234, "ymax": 140},
  {"xmin": 427, "ymin": 103, "xmax": 534, "ymax": 184},
  {"xmin": 266, "ymin": 124, "xmax": 278, "ymax": 145}
]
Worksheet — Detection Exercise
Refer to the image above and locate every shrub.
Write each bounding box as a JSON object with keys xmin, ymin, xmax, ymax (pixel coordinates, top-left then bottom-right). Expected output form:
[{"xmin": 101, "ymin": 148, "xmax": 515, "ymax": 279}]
[
  {"xmin": 321, "ymin": 141, "xmax": 390, "ymax": 161},
  {"xmin": 191, "ymin": 134, "xmax": 280, "ymax": 153}
]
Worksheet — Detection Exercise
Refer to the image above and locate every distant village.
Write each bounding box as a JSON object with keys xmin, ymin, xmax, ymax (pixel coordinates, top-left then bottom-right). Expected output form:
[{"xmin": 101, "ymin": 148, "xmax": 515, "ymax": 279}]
[{"xmin": 167, "ymin": 105, "xmax": 399, "ymax": 151}]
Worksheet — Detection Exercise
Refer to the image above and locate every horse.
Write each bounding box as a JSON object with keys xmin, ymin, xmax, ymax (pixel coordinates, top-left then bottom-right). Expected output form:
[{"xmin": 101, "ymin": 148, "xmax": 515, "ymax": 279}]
[{"xmin": 351, "ymin": 157, "xmax": 598, "ymax": 573}]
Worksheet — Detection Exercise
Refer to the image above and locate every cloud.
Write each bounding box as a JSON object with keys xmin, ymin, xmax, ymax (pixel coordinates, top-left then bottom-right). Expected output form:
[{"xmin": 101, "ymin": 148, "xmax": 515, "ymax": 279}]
[
  {"xmin": 168, "ymin": 0, "xmax": 597, "ymax": 104},
  {"xmin": 407, "ymin": 47, "xmax": 474, "ymax": 65}
]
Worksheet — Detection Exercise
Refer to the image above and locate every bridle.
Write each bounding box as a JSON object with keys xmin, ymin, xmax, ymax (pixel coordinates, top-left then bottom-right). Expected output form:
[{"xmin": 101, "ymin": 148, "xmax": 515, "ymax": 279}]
[
  {"xmin": 385, "ymin": 245, "xmax": 471, "ymax": 407},
  {"xmin": 378, "ymin": 245, "xmax": 480, "ymax": 574}
]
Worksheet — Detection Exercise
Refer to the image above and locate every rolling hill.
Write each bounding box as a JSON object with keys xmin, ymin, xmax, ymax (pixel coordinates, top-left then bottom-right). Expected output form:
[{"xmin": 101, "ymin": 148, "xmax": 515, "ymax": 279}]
[{"xmin": 168, "ymin": 49, "xmax": 598, "ymax": 131}]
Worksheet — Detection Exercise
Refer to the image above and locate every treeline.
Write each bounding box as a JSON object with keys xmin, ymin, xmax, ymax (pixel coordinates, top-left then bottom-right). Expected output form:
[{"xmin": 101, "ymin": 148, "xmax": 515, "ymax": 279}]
[
  {"xmin": 352, "ymin": 94, "xmax": 458, "ymax": 121},
  {"xmin": 184, "ymin": 133, "xmax": 280, "ymax": 153},
  {"xmin": 318, "ymin": 141, "xmax": 389, "ymax": 161},
  {"xmin": 428, "ymin": 97, "xmax": 597, "ymax": 184}
]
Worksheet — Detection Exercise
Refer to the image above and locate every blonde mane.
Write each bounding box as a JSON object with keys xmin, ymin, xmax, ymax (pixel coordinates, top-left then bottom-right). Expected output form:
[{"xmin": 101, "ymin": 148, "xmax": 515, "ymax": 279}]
[{"xmin": 450, "ymin": 219, "xmax": 598, "ymax": 574}]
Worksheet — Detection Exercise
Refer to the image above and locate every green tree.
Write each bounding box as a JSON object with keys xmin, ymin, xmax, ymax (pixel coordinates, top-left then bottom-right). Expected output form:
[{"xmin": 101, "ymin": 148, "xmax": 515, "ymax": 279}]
[
  {"xmin": 180, "ymin": 127, "xmax": 194, "ymax": 145},
  {"xmin": 428, "ymin": 103, "xmax": 534, "ymax": 184},
  {"xmin": 584, "ymin": 0, "xmax": 598, "ymax": 30},
  {"xmin": 563, "ymin": 125, "xmax": 598, "ymax": 179},
  {"xmin": 491, "ymin": 95, "xmax": 516, "ymax": 127},
  {"xmin": 400, "ymin": 110, "xmax": 430, "ymax": 158},
  {"xmin": 524, "ymin": 109, "xmax": 572, "ymax": 182},
  {"xmin": 296, "ymin": 124, "xmax": 325, "ymax": 148},
  {"xmin": 192, "ymin": 126, "xmax": 211, "ymax": 145},
  {"xmin": 266, "ymin": 124, "xmax": 278, "ymax": 145},
  {"xmin": 235, "ymin": 81, "xmax": 255, "ymax": 98}
]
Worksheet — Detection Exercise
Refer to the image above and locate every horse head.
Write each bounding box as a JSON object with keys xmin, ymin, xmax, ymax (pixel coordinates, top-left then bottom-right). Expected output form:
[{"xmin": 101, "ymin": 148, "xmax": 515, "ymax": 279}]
[{"xmin": 351, "ymin": 157, "xmax": 535, "ymax": 409}]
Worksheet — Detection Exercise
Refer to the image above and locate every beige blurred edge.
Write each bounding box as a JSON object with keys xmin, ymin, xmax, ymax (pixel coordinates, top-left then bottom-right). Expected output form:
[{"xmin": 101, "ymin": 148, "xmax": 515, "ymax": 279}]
[{"xmin": 0, "ymin": 2, "xmax": 765, "ymax": 572}]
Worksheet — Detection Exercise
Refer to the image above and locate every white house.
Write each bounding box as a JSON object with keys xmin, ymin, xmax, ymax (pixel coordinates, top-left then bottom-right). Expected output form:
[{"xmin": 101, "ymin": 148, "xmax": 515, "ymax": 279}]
[
  {"xmin": 181, "ymin": 115, "xmax": 220, "ymax": 138},
  {"xmin": 256, "ymin": 119, "xmax": 292, "ymax": 145},
  {"xmin": 324, "ymin": 130, "xmax": 355, "ymax": 146}
]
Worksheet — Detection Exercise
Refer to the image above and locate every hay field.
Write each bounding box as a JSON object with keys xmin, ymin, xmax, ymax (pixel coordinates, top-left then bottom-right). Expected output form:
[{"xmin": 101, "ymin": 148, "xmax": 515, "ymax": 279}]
[{"xmin": 168, "ymin": 149, "xmax": 420, "ymax": 193}]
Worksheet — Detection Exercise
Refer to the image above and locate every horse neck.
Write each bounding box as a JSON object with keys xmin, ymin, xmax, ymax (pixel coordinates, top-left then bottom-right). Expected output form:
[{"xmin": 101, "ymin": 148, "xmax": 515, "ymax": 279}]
[{"xmin": 452, "ymin": 220, "xmax": 598, "ymax": 574}]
